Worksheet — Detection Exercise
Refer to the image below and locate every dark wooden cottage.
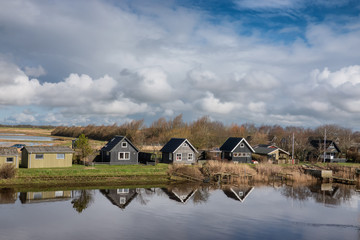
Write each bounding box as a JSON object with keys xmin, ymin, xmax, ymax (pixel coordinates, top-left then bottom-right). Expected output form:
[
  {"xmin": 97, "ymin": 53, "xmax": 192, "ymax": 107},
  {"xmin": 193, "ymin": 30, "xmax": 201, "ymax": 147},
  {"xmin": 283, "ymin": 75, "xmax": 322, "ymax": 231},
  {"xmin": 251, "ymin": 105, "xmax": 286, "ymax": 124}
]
[
  {"xmin": 160, "ymin": 138, "xmax": 198, "ymax": 164},
  {"xmin": 100, "ymin": 188, "xmax": 138, "ymax": 209},
  {"xmin": 99, "ymin": 136, "xmax": 139, "ymax": 165},
  {"xmin": 220, "ymin": 137, "xmax": 255, "ymax": 163},
  {"xmin": 308, "ymin": 138, "xmax": 342, "ymax": 162}
]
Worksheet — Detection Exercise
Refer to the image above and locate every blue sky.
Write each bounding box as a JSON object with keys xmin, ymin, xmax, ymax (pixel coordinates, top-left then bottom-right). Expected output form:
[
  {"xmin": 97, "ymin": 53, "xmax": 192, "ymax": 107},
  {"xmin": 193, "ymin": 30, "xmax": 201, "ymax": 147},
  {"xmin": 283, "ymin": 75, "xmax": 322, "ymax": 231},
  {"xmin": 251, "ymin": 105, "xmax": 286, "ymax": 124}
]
[{"xmin": 0, "ymin": 0, "xmax": 360, "ymax": 128}]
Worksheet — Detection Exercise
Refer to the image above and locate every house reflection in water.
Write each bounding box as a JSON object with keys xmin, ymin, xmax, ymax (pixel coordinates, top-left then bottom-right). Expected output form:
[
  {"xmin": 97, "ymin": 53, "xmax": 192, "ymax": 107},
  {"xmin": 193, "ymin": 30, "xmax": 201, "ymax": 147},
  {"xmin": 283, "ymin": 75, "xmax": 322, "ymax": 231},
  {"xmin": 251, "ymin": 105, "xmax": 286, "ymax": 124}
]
[
  {"xmin": 223, "ymin": 186, "xmax": 254, "ymax": 203},
  {"xmin": 100, "ymin": 188, "xmax": 138, "ymax": 209},
  {"xmin": 309, "ymin": 184, "xmax": 341, "ymax": 205},
  {"xmin": 162, "ymin": 186, "xmax": 198, "ymax": 204},
  {"xmin": 19, "ymin": 191, "xmax": 72, "ymax": 204},
  {"xmin": 0, "ymin": 188, "xmax": 17, "ymax": 204}
]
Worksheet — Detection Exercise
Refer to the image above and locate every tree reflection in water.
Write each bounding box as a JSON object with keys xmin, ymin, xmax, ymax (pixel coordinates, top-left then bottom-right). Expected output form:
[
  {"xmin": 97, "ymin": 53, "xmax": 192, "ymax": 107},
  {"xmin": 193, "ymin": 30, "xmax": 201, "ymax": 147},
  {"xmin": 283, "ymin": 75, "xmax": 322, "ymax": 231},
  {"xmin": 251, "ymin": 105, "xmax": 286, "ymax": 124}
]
[
  {"xmin": 280, "ymin": 184, "xmax": 356, "ymax": 206},
  {"xmin": 71, "ymin": 190, "xmax": 94, "ymax": 213}
]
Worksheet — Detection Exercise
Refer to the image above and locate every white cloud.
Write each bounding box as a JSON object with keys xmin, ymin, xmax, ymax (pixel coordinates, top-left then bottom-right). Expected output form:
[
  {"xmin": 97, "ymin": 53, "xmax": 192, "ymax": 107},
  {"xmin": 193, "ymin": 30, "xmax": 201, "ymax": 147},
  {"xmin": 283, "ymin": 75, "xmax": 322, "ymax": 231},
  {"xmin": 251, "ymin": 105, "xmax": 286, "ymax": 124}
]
[
  {"xmin": 24, "ymin": 65, "xmax": 46, "ymax": 77},
  {"xmin": 312, "ymin": 66, "xmax": 360, "ymax": 88},
  {"xmin": 196, "ymin": 92, "xmax": 237, "ymax": 114}
]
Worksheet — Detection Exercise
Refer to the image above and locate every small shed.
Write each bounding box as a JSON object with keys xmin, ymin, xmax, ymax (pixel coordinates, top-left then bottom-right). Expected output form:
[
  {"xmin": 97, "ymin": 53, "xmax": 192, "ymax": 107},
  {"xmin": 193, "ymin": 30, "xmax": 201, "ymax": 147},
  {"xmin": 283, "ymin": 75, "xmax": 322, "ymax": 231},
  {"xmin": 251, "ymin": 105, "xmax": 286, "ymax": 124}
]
[
  {"xmin": 99, "ymin": 136, "xmax": 139, "ymax": 165},
  {"xmin": 160, "ymin": 138, "xmax": 198, "ymax": 164},
  {"xmin": 21, "ymin": 146, "xmax": 74, "ymax": 168},
  {"xmin": 0, "ymin": 147, "xmax": 19, "ymax": 168},
  {"xmin": 220, "ymin": 137, "xmax": 255, "ymax": 163}
]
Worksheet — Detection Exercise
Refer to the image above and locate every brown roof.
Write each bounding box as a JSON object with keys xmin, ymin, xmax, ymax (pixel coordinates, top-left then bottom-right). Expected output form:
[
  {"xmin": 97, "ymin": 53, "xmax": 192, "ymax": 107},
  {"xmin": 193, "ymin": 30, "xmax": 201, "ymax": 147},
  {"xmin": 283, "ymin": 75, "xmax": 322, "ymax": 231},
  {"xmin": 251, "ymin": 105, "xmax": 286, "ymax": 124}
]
[
  {"xmin": 0, "ymin": 147, "xmax": 19, "ymax": 156},
  {"xmin": 23, "ymin": 146, "xmax": 74, "ymax": 153}
]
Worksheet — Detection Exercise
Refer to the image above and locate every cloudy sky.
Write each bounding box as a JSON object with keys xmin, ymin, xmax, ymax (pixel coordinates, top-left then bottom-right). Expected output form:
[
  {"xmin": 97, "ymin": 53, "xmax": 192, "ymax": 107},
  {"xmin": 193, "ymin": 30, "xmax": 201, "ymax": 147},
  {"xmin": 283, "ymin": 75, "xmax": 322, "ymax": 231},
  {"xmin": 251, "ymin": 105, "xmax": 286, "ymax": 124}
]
[{"xmin": 0, "ymin": 0, "xmax": 360, "ymax": 128}]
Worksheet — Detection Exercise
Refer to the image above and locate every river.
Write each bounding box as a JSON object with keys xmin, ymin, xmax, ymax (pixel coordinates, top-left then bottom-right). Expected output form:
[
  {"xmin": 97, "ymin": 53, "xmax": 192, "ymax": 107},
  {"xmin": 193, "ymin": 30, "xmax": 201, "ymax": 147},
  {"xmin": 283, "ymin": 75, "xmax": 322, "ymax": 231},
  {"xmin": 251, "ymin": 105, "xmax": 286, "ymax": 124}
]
[{"xmin": 0, "ymin": 183, "xmax": 359, "ymax": 240}]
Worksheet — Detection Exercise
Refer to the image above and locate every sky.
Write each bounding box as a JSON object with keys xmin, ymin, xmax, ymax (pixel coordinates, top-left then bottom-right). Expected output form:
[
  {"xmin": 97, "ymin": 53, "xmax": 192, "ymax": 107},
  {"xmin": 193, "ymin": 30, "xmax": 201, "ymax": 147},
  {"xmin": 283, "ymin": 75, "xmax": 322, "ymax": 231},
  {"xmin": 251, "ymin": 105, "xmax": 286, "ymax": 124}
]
[{"xmin": 0, "ymin": 0, "xmax": 360, "ymax": 129}]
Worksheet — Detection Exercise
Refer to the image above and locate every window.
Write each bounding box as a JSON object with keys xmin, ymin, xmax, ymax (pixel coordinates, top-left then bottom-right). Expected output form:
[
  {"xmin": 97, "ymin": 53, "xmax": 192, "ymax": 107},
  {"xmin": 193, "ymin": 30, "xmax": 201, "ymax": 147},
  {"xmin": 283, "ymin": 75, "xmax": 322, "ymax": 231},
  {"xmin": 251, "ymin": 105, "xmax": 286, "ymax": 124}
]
[
  {"xmin": 183, "ymin": 143, "xmax": 188, "ymax": 147},
  {"xmin": 35, "ymin": 154, "xmax": 43, "ymax": 159},
  {"xmin": 188, "ymin": 153, "xmax": 193, "ymax": 161},
  {"xmin": 233, "ymin": 153, "xmax": 238, "ymax": 157},
  {"xmin": 169, "ymin": 154, "xmax": 172, "ymax": 160},
  {"xmin": 240, "ymin": 143, "xmax": 245, "ymax": 148},
  {"xmin": 118, "ymin": 152, "xmax": 130, "ymax": 160},
  {"xmin": 33, "ymin": 192, "xmax": 42, "ymax": 199},
  {"xmin": 121, "ymin": 142, "xmax": 127, "ymax": 148},
  {"xmin": 6, "ymin": 157, "xmax": 13, "ymax": 163},
  {"xmin": 120, "ymin": 197, "xmax": 126, "ymax": 204},
  {"xmin": 55, "ymin": 191, "xmax": 64, "ymax": 197},
  {"xmin": 57, "ymin": 154, "xmax": 65, "ymax": 159},
  {"xmin": 238, "ymin": 191, "xmax": 244, "ymax": 197},
  {"xmin": 176, "ymin": 153, "xmax": 182, "ymax": 161},
  {"xmin": 117, "ymin": 188, "xmax": 129, "ymax": 194}
]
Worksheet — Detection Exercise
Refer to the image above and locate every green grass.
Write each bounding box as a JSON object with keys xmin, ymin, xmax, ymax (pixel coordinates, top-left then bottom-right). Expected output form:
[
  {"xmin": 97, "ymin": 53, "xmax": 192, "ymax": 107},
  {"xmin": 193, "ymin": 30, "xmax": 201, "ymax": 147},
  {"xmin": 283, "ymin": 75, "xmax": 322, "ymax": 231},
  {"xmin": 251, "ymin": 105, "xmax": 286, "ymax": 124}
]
[
  {"xmin": 16, "ymin": 164, "xmax": 169, "ymax": 177},
  {"xmin": 0, "ymin": 164, "xmax": 171, "ymax": 187}
]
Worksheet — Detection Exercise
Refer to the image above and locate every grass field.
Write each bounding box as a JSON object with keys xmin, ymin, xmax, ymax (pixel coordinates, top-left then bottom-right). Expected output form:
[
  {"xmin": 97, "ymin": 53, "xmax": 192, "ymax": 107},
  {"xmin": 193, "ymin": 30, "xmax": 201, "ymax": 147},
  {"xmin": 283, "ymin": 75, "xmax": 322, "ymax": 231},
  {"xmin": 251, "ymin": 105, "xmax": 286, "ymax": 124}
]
[{"xmin": 0, "ymin": 164, "xmax": 170, "ymax": 187}]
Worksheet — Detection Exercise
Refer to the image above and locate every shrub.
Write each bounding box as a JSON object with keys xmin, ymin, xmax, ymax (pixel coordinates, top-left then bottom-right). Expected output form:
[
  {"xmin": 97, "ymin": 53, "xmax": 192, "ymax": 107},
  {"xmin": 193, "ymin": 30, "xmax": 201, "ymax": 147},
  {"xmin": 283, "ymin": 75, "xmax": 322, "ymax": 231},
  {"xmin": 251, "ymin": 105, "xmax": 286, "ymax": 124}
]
[{"xmin": 0, "ymin": 164, "xmax": 17, "ymax": 179}]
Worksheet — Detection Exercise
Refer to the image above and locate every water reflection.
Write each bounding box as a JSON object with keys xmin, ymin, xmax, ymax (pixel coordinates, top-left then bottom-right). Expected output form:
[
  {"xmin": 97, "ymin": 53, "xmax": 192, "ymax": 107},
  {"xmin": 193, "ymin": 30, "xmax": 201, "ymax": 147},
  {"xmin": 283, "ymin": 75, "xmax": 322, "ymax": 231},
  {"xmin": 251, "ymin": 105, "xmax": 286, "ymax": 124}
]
[
  {"xmin": 71, "ymin": 190, "xmax": 94, "ymax": 213},
  {"xmin": 223, "ymin": 186, "xmax": 254, "ymax": 202},
  {"xmin": 0, "ymin": 183, "xmax": 359, "ymax": 240},
  {"xmin": 100, "ymin": 188, "xmax": 138, "ymax": 209},
  {"xmin": 19, "ymin": 191, "xmax": 72, "ymax": 204},
  {"xmin": 280, "ymin": 183, "xmax": 355, "ymax": 206},
  {"xmin": 0, "ymin": 188, "xmax": 17, "ymax": 204}
]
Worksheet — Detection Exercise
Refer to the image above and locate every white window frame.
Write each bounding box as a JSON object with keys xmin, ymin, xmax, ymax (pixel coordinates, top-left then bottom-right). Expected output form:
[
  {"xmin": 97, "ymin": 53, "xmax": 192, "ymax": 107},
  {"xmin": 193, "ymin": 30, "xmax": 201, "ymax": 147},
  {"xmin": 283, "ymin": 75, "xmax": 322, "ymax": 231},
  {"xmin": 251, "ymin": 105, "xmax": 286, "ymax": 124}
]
[
  {"xmin": 118, "ymin": 152, "xmax": 130, "ymax": 160},
  {"xmin": 56, "ymin": 153, "xmax": 65, "ymax": 159},
  {"xmin": 121, "ymin": 142, "xmax": 127, "ymax": 148},
  {"xmin": 35, "ymin": 154, "xmax": 44, "ymax": 159},
  {"xmin": 119, "ymin": 197, "xmax": 126, "ymax": 204},
  {"xmin": 188, "ymin": 153, "xmax": 193, "ymax": 161},
  {"xmin": 240, "ymin": 143, "xmax": 245, "ymax": 148},
  {"xmin": 6, "ymin": 157, "xmax": 14, "ymax": 163},
  {"xmin": 117, "ymin": 188, "xmax": 129, "ymax": 194},
  {"xmin": 183, "ymin": 143, "xmax": 188, "ymax": 147},
  {"xmin": 176, "ymin": 153, "xmax": 182, "ymax": 161}
]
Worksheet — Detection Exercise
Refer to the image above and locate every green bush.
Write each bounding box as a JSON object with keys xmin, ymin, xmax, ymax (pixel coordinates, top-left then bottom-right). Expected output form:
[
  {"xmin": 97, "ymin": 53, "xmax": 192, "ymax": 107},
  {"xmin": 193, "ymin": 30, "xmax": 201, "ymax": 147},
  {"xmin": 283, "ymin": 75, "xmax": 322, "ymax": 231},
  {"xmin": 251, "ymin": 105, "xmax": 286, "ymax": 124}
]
[{"xmin": 0, "ymin": 164, "xmax": 17, "ymax": 179}]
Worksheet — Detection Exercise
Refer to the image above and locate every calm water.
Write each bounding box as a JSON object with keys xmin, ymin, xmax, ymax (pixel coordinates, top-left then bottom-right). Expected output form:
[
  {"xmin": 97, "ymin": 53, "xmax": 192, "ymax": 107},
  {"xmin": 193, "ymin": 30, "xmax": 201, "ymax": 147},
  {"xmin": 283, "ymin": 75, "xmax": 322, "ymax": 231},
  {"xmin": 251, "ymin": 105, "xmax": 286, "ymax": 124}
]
[
  {"xmin": 0, "ymin": 184, "xmax": 359, "ymax": 240},
  {"xmin": 0, "ymin": 135, "xmax": 54, "ymax": 141}
]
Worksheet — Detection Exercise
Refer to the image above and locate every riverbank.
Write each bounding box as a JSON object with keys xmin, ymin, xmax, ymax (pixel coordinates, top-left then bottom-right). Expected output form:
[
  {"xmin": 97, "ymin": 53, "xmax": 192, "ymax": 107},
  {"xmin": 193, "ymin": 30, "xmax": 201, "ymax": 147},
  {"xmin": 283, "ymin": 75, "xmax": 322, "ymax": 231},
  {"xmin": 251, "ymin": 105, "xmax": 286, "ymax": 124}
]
[
  {"xmin": 1, "ymin": 162, "xmax": 359, "ymax": 189},
  {"xmin": 0, "ymin": 164, "xmax": 171, "ymax": 188}
]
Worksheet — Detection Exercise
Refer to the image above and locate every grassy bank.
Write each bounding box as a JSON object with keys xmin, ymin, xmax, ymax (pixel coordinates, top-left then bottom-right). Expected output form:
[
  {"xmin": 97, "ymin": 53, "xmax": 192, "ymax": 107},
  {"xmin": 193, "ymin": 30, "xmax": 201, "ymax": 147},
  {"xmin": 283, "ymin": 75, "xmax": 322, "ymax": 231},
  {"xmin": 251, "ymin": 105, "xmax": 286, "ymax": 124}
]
[
  {"xmin": 169, "ymin": 161, "xmax": 360, "ymax": 184},
  {"xmin": 0, "ymin": 164, "xmax": 170, "ymax": 187},
  {"xmin": 1, "ymin": 162, "xmax": 359, "ymax": 188}
]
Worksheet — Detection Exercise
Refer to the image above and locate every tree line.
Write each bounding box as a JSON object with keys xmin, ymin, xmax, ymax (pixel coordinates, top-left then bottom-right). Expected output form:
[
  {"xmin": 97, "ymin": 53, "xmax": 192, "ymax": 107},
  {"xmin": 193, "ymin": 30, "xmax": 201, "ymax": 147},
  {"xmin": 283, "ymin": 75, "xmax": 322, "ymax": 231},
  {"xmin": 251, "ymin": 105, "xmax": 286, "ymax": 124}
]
[{"xmin": 50, "ymin": 115, "xmax": 360, "ymax": 161}]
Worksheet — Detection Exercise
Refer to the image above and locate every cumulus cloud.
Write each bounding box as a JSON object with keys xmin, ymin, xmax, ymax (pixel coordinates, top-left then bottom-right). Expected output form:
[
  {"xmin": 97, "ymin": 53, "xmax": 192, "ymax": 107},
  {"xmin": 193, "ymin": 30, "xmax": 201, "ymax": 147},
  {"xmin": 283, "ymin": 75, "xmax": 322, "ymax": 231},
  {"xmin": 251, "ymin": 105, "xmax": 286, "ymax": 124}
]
[
  {"xmin": 196, "ymin": 92, "xmax": 237, "ymax": 115},
  {"xmin": 0, "ymin": 1, "xmax": 360, "ymax": 128}
]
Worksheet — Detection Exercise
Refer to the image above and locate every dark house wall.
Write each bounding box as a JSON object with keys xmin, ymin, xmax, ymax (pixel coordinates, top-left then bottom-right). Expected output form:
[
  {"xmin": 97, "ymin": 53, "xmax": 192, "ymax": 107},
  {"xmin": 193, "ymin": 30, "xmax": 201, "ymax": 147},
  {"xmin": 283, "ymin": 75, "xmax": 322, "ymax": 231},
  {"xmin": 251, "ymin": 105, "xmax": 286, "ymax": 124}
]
[
  {"xmin": 161, "ymin": 152, "xmax": 172, "ymax": 164},
  {"xmin": 173, "ymin": 144, "xmax": 197, "ymax": 164},
  {"xmin": 222, "ymin": 143, "xmax": 252, "ymax": 163},
  {"xmin": 101, "ymin": 139, "xmax": 138, "ymax": 165},
  {"xmin": 162, "ymin": 143, "xmax": 197, "ymax": 164}
]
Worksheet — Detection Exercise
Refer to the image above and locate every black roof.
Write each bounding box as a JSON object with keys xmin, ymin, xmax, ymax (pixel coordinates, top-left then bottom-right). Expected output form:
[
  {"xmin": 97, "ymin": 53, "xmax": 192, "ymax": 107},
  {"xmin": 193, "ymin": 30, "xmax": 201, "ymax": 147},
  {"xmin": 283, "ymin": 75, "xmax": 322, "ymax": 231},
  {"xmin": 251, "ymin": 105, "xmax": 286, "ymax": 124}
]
[
  {"xmin": 220, "ymin": 137, "xmax": 255, "ymax": 153},
  {"xmin": 220, "ymin": 137, "xmax": 244, "ymax": 151},
  {"xmin": 160, "ymin": 138, "xmax": 198, "ymax": 153},
  {"xmin": 101, "ymin": 136, "xmax": 139, "ymax": 152},
  {"xmin": 309, "ymin": 139, "xmax": 340, "ymax": 153}
]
